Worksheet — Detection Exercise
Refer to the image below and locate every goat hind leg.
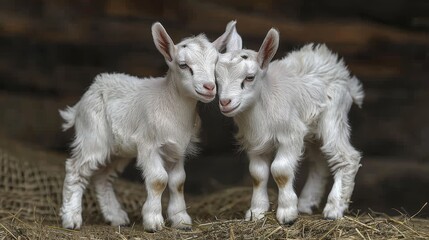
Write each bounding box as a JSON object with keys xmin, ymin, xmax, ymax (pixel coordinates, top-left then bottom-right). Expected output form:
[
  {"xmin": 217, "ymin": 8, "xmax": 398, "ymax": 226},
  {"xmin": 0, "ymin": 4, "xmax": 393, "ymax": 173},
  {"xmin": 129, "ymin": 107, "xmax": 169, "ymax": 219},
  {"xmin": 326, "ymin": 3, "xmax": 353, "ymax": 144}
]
[
  {"xmin": 322, "ymin": 148, "xmax": 360, "ymax": 219},
  {"xmin": 61, "ymin": 158, "xmax": 97, "ymax": 229},
  {"xmin": 298, "ymin": 141, "xmax": 329, "ymax": 214},
  {"xmin": 93, "ymin": 158, "xmax": 132, "ymax": 226},
  {"xmin": 319, "ymin": 104, "xmax": 361, "ymax": 219}
]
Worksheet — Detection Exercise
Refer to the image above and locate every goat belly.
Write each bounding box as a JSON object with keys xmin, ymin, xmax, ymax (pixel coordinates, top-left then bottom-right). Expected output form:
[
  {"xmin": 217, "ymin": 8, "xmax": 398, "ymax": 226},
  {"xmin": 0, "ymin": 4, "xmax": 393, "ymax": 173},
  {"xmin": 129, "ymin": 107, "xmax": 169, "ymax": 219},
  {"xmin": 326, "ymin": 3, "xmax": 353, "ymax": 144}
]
[{"xmin": 111, "ymin": 141, "xmax": 138, "ymax": 158}]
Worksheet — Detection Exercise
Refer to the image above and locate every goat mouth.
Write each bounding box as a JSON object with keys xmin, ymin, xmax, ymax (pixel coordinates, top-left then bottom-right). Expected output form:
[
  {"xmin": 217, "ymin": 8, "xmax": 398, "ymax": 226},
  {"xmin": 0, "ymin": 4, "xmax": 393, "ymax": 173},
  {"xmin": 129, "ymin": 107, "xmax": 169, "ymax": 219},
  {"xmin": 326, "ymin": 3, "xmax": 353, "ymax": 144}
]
[
  {"xmin": 196, "ymin": 91, "xmax": 215, "ymax": 99},
  {"xmin": 221, "ymin": 103, "xmax": 240, "ymax": 114}
]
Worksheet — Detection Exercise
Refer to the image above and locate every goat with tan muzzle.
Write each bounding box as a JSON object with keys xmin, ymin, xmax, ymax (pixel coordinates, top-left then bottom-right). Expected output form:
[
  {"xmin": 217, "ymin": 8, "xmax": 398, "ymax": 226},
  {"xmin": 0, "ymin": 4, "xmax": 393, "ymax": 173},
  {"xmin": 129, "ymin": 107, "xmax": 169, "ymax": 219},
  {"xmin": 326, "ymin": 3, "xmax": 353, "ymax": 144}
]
[
  {"xmin": 215, "ymin": 27, "xmax": 364, "ymax": 224},
  {"xmin": 59, "ymin": 21, "xmax": 238, "ymax": 232}
]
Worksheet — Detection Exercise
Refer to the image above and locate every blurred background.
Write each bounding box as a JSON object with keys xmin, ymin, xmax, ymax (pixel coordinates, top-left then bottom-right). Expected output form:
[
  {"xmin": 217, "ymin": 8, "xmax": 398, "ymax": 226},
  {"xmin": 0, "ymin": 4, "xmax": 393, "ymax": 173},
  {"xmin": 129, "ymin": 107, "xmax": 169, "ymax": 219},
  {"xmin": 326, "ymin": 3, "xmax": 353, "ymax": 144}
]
[{"xmin": 0, "ymin": 0, "xmax": 428, "ymax": 217}]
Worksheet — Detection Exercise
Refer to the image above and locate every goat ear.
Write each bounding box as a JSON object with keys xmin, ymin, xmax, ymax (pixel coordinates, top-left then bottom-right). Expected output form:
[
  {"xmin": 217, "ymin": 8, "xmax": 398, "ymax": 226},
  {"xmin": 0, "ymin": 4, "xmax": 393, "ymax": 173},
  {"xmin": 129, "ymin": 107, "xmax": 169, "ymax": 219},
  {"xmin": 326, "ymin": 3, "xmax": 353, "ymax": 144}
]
[
  {"xmin": 152, "ymin": 22, "xmax": 175, "ymax": 62},
  {"xmin": 257, "ymin": 28, "xmax": 279, "ymax": 69},
  {"xmin": 226, "ymin": 23, "xmax": 243, "ymax": 52},
  {"xmin": 213, "ymin": 20, "xmax": 242, "ymax": 52}
]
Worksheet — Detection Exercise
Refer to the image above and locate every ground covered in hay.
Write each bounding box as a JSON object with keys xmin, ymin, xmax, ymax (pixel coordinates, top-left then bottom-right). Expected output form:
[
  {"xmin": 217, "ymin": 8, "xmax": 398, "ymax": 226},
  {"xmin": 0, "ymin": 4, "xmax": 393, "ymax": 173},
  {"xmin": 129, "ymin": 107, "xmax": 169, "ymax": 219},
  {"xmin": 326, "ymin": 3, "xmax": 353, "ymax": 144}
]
[
  {"xmin": 1, "ymin": 212, "xmax": 429, "ymax": 239},
  {"xmin": 1, "ymin": 138, "xmax": 429, "ymax": 239}
]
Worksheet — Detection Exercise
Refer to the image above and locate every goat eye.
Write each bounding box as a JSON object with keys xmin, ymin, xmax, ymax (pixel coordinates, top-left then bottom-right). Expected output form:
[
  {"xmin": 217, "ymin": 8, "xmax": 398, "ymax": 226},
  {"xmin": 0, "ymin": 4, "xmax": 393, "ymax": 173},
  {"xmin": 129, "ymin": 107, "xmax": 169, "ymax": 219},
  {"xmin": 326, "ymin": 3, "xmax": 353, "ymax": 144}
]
[
  {"xmin": 245, "ymin": 76, "xmax": 255, "ymax": 81},
  {"xmin": 179, "ymin": 63, "xmax": 188, "ymax": 69},
  {"xmin": 241, "ymin": 76, "xmax": 255, "ymax": 89}
]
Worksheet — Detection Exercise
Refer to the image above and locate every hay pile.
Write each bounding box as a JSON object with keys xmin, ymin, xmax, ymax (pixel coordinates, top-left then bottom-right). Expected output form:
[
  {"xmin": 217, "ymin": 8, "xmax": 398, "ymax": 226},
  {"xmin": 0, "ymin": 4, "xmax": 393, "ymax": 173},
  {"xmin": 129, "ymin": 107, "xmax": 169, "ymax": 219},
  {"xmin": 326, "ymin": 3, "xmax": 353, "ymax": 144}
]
[
  {"xmin": 1, "ymin": 138, "xmax": 428, "ymax": 239},
  {"xmin": 1, "ymin": 210, "xmax": 428, "ymax": 239}
]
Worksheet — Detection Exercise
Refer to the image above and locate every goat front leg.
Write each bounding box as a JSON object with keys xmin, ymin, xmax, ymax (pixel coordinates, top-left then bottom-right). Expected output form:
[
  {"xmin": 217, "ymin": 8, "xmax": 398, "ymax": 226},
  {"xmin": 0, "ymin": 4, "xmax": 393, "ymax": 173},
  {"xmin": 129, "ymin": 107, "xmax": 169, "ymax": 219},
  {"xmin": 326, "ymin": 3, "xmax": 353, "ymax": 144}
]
[
  {"xmin": 245, "ymin": 153, "xmax": 271, "ymax": 221},
  {"xmin": 271, "ymin": 134, "xmax": 305, "ymax": 224},
  {"xmin": 166, "ymin": 158, "xmax": 192, "ymax": 230},
  {"xmin": 137, "ymin": 148, "xmax": 168, "ymax": 232}
]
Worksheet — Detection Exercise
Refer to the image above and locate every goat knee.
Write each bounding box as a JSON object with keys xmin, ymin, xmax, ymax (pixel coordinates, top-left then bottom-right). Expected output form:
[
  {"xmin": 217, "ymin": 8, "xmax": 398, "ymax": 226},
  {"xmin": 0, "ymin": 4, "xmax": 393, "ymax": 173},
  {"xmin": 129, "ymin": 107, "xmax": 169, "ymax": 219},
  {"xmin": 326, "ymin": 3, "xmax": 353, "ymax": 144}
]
[{"xmin": 147, "ymin": 174, "xmax": 168, "ymax": 196}]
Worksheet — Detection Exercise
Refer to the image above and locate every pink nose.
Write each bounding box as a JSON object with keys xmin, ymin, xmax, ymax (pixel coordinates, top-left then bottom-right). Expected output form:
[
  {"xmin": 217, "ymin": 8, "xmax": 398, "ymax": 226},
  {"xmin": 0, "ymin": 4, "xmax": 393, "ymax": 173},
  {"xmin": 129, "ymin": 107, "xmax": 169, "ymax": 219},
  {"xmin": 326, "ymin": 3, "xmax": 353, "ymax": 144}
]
[
  {"xmin": 220, "ymin": 99, "xmax": 231, "ymax": 107},
  {"xmin": 203, "ymin": 83, "xmax": 215, "ymax": 91}
]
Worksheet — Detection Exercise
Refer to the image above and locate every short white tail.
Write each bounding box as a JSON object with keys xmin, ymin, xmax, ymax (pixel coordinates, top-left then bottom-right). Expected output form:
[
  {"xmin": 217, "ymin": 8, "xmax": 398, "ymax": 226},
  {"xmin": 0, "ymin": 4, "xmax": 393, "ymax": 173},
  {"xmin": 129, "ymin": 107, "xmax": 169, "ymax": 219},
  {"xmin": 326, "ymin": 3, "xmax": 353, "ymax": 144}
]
[
  {"xmin": 59, "ymin": 106, "xmax": 76, "ymax": 131},
  {"xmin": 349, "ymin": 76, "xmax": 365, "ymax": 108}
]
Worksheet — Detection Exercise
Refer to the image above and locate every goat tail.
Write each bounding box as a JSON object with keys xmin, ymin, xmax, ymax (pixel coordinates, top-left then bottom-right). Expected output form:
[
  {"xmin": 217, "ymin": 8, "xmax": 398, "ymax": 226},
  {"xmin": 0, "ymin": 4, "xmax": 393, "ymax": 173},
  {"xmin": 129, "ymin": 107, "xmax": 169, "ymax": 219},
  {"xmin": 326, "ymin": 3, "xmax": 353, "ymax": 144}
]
[
  {"xmin": 59, "ymin": 106, "xmax": 76, "ymax": 131},
  {"xmin": 349, "ymin": 76, "xmax": 364, "ymax": 108}
]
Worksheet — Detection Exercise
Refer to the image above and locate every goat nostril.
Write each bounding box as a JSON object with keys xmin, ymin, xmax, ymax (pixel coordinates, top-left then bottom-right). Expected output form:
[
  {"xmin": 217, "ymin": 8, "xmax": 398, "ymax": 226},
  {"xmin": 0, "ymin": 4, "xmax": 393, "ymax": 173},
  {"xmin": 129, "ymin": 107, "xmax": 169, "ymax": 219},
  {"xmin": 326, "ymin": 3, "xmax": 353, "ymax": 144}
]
[
  {"xmin": 203, "ymin": 83, "xmax": 215, "ymax": 91},
  {"xmin": 220, "ymin": 99, "xmax": 231, "ymax": 107}
]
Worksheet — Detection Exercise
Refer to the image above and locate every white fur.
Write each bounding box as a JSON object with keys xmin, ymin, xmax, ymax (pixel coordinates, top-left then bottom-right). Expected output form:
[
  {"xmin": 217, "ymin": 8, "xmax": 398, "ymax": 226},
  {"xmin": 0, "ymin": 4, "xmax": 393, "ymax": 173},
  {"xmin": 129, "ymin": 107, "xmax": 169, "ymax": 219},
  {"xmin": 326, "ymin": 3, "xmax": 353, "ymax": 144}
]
[
  {"xmin": 216, "ymin": 28, "xmax": 364, "ymax": 224},
  {"xmin": 59, "ymin": 21, "xmax": 238, "ymax": 231}
]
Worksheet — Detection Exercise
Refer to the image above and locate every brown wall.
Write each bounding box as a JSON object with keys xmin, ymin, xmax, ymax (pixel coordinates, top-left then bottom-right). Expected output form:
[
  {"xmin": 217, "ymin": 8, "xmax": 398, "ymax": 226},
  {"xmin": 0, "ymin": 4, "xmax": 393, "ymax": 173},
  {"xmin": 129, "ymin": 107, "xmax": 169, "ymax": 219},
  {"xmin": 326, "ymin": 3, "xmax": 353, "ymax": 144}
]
[{"xmin": 0, "ymin": 0, "xmax": 428, "ymax": 216}]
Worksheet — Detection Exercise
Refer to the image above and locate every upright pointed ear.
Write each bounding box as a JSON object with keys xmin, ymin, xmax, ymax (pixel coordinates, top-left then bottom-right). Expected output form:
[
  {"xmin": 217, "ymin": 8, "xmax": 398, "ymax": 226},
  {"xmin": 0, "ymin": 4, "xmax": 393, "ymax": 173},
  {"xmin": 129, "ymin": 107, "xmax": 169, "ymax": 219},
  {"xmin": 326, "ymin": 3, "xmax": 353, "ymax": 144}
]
[
  {"xmin": 257, "ymin": 28, "xmax": 279, "ymax": 69},
  {"xmin": 152, "ymin": 22, "xmax": 175, "ymax": 62},
  {"xmin": 213, "ymin": 20, "xmax": 242, "ymax": 52}
]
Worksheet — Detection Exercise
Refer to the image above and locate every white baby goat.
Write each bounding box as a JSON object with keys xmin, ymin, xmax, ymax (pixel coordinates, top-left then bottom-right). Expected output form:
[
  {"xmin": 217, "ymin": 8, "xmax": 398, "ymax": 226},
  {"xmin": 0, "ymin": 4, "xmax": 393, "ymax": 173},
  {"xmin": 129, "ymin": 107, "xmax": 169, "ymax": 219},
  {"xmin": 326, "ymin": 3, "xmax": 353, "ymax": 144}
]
[
  {"xmin": 215, "ymin": 28, "xmax": 364, "ymax": 224},
  {"xmin": 59, "ymin": 21, "xmax": 238, "ymax": 231}
]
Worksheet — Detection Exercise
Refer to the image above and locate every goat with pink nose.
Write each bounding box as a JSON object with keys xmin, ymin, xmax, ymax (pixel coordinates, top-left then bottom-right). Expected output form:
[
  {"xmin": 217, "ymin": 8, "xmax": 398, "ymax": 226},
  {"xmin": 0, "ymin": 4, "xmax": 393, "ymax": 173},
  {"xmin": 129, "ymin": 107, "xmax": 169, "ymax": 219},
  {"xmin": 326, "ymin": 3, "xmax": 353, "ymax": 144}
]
[{"xmin": 215, "ymin": 26, "xmax": 364, "ymax": 224}]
